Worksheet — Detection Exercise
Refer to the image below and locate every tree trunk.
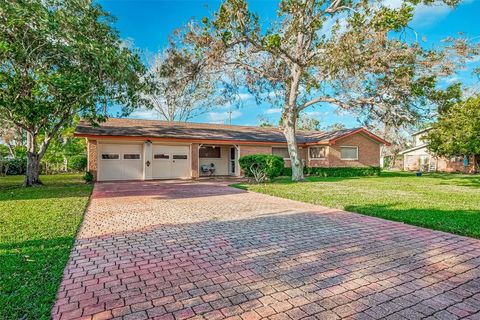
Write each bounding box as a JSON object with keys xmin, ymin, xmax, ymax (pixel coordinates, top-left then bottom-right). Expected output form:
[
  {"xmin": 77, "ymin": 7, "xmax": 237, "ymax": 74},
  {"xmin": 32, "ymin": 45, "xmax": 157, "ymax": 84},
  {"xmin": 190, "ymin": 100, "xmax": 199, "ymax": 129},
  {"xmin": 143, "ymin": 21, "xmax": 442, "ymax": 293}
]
[
  {"xmin": 6, "ymin": 142, "xmax": 15, "ymax": 158},
  {"xmin": 24, "ymin": 131, "xmax": 42, "ymax": 187},
  {"xmin": 282, "ymin": 109, "xmax": 304, "ymax": 181},
  {"xmin": 474, "ymin": 154, "xmax": 479, "ymax": 173}
]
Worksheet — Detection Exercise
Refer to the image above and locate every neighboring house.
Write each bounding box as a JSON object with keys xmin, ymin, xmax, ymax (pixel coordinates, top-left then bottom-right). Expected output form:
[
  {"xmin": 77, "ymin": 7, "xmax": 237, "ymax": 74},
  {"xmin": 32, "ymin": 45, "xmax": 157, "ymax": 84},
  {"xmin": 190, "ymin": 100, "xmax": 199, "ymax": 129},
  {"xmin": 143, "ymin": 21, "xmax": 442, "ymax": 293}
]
[
  {"xmin": 74, "ymin": 118, "xmax": 390, "ymax": 181},
  {"xmin": 400, "ymin": 128, "xmax": 474, "ymax": 172}
]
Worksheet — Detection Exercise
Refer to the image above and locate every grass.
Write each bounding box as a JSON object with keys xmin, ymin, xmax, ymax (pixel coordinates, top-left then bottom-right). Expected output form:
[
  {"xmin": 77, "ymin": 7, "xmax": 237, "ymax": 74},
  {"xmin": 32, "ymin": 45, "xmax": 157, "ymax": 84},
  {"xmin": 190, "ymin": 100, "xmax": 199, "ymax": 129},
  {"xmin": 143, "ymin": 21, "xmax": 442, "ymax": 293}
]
[
  {"xmin": 233, "ymin": 171, "xmax": 480, "ymax": 238},
  {"xmin": 0, "ymin": 174, "xmax": 93, "ymax": 320}
]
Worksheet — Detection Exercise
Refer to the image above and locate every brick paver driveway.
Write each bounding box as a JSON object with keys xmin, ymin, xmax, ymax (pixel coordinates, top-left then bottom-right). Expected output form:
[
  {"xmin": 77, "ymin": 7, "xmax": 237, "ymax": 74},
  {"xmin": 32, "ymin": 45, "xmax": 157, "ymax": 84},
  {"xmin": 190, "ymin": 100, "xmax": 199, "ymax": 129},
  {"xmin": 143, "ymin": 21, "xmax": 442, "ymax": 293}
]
[{"xmin": 53, "ymin": 180, "xmax": 480, "ymax": 320}]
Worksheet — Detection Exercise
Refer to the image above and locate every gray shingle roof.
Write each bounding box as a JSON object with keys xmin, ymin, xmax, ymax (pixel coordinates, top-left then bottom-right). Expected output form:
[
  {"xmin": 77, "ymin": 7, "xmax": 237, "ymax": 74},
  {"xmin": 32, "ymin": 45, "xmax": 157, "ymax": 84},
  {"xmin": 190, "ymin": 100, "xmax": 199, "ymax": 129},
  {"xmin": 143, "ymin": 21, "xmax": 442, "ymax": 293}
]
[{"xmin": 75, "ymin": 118, "xmax": 381, "ymax": 145}]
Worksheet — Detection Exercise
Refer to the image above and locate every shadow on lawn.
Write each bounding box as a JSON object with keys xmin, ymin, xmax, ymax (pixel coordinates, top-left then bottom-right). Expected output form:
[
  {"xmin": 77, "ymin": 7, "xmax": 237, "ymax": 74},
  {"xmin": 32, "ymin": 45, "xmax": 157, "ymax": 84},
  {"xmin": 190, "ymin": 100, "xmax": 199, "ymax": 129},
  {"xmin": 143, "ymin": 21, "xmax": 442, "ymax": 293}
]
[
  {"xmin": 0, "ymin": 185, "xmax": 91, "ymax": 201},
  {"xmin": 344, "ymin": 203, "xmax": 480, "ymax": 239},
  {"xmin": 0, "ymin": 235, "xmax": 75, "ymax": 319},
  {"xmin": 53, "ymin": 209, "xmax": 480, "ymax": 320},
  {"xmin": 435, "ymin": 175, "xmax": 480, "ymax": 188}
]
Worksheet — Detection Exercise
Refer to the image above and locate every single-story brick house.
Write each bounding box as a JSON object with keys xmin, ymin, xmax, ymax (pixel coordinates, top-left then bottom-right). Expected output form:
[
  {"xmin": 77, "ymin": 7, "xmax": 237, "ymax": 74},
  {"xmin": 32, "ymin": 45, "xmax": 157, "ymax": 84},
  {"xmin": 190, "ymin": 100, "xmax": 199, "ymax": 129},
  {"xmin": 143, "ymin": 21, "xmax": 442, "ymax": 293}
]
[{"xmin": 75, "ymin": 118, "xmax": 390, "ymax": 181}]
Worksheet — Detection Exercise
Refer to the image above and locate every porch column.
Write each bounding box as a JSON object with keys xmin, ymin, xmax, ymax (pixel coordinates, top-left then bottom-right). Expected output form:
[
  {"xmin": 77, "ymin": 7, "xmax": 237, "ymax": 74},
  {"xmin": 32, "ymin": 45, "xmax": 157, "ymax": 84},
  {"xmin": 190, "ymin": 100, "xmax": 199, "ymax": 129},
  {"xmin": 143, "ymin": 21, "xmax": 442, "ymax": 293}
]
[{"xmin": 191, "ymin": 143, "xmax": 199, "ymax": 179}]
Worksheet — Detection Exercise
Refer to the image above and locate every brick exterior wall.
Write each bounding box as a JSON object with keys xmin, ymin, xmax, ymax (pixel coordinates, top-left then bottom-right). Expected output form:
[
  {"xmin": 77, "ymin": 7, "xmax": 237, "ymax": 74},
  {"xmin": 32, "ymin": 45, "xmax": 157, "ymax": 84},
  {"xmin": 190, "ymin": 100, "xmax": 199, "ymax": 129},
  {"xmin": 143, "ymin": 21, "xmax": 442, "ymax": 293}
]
[
  {"xmin": 87, "ymin": 139, "xmax": 98, "ymax": 181},
  {"xmin": 238, "ymin": 134, "xmax": 381, "ymax": 170},
  {"xmin": 239, "ymin": 145, "xmax": 273, "ymax": 157},
  {"xmin": 191, "ymin": 143, "xmax": 199, "ymax": 179},
  {"xmin": 327, "ymin": 134, "xmax": 380, "ymax": 167}
]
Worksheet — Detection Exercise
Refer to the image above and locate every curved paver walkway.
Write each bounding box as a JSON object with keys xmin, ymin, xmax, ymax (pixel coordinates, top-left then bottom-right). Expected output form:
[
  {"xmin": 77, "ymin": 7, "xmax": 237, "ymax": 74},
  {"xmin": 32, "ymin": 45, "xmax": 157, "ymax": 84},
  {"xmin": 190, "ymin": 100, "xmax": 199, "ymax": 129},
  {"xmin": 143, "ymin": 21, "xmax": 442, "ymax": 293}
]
[{"xmin": 53, "ymin": 180, "xmax": 480, "ymax": 320}]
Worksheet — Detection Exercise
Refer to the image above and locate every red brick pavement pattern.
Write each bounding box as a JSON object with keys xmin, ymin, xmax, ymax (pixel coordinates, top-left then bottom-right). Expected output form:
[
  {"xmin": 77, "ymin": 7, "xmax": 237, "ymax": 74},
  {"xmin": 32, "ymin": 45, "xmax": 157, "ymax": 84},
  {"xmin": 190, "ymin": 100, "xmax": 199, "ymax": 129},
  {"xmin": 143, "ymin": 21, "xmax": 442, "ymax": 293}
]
[{"xmin": 52, "ymin": 180, "xmax": 480, "ymax": 320}]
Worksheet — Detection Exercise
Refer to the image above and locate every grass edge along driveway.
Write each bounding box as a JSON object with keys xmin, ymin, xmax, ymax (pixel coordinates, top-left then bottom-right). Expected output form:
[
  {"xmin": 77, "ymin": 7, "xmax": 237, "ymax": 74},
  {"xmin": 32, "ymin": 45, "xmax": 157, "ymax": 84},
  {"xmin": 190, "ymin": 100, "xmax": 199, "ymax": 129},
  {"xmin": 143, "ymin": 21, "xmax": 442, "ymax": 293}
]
[
  {"xmin": 0, "ymin": 174, "xmax": 92, "ymax": 320},
  {"xmin": 232, "ymin": 172, "xmax": 480, "ymax": 239}
]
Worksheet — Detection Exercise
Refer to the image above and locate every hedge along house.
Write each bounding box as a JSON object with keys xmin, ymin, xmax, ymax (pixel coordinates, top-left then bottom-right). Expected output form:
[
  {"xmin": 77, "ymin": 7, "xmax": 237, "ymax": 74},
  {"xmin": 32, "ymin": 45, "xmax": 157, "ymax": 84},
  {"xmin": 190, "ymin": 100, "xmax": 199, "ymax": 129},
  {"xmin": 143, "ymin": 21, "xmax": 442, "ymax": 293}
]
[{"xmin": 75, "ymin": 118, "xmax": 390, "ymax": 181}]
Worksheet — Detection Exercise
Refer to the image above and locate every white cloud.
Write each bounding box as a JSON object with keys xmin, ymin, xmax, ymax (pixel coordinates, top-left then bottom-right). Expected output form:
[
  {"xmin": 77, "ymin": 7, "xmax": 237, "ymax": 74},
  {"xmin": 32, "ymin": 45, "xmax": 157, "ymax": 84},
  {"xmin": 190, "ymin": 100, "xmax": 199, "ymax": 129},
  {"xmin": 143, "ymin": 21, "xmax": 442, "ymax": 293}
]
[
  {"xmin": 383, "ymin": 0, "xmax": 453, "ymax": 27},
  {"xmin": 467, "ymin": 55, "xmax": 480, "ymax": 64},
  {"xmin": 237, "ymin": 93, "xmax": 254, "ymax": 101},
  {"xmin": 128, "ymin": 108, "xmax": 159, "ymax": 120},
  {"xmin": 265, "ymin": 108, "xmax": 282, "ymax": 115},
  {"xmin": 207, "ymin": 110, "xmax": 242, "ymax": 123},
  {"xmin": 304, "ymin": 110, "xmax": 328, "ymax": 118},
  {"xmin": 444, "ymin": 76, "xmax": 460, "ymax": 84},
  {"xmin": 412, "ymin": 4, "xmax": 451, "ymax": 27}
]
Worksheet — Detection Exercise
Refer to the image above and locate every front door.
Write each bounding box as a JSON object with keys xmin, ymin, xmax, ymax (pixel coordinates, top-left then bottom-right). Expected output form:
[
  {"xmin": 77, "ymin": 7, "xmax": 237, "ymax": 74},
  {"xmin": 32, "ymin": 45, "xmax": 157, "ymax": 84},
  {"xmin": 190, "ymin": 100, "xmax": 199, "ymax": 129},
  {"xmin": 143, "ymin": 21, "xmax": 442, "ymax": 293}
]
[{"xmin": 229, "ymin": 147, "xmax": 237, "ymax": 175}]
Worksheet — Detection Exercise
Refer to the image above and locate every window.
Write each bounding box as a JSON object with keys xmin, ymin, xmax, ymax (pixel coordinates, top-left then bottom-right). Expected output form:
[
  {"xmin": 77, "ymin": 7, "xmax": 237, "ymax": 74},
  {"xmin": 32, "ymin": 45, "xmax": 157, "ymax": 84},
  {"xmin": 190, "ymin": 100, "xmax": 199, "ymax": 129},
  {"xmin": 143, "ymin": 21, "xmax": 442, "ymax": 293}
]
[
  {"xmin": 309, "ymin": 146, "xmax": 326, "ymax": 159},
  {"xmin": 340, "ymin": 146, "xmax": 358, "ymax": 160},
  {"xmin": 450, "ymin": 156, "xmax": 463, "ymax": 163},
  {"xmin": 199, "ymin": 146, "xmax": 221, "ymax": 158},
  {"xmin": 124, "ymin": 154, "xmax": 140, "ymax": 160},
  {"xmin": 272, "ymin": 147, "xmax": 289, "ymax": 159},
  {"xmin": 407, "ymin": 155, "xmax": 416, "ymax": 165},
  {"xmin": 173, "ymin": 154, "xmax": 188, "ymax": 160},
  {"xmin": 101, "ymin": 154, "xmax": 119, "ymax": 160},
  {"xmin": 154, "ymin": 154, "xmax": 169, "ymax": 160}
]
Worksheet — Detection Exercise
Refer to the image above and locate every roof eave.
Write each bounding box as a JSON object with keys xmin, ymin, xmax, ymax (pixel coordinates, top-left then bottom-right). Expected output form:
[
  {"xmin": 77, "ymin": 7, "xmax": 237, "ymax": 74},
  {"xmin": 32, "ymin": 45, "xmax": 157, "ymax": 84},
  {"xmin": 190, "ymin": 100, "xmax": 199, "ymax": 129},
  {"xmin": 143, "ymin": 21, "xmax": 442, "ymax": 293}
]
[
  {"xmin": 328, "ymin": 128, "xmax": 391, "ymax": 146},
  {"xmin": 74, "ymin": 133, "xmax": 293, "ymax": 146}
]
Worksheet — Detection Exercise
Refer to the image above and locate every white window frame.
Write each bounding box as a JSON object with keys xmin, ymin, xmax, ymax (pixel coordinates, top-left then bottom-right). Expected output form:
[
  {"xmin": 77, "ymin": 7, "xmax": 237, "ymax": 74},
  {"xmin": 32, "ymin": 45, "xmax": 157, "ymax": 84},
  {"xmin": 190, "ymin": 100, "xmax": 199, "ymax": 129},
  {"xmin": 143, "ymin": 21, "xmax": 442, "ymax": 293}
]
[
  {"xmin": 101, "ymin": 153, "xmax": 120, "ymax": 160},
  {"xmin": 272, "ymin": 147, "xmax": 290, "ymax": 160},
  {"xmin": 340, "ymin": 146, "xmax": 359, "ymax": 160},
  {"xmin": 123, "ymin": 153, "xmax": 141, "ymax": 160},
  {"xmin": 172, "ymin": 154, "xmax": 188, "ymax": 160},
  {"xmin": 153, "ymin": 153, "xmax": 170, "ymax": 160},
  {"xmin": 308, "ymin": 146, "xmax": 326, "ymax": 160}
]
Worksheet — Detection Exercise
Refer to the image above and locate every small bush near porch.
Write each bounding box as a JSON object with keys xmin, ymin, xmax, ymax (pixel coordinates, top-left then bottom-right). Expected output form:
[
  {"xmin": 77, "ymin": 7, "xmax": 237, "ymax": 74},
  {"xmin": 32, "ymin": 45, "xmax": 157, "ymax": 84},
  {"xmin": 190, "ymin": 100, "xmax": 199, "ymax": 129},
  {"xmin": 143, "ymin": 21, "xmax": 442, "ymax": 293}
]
[
  {"xmin": 233, "ymin": 172, "xmax": 480, "ymax": 238},
  {"xmin": 0, "ymin": 174, "xmax": 92, "ymax": 319}
]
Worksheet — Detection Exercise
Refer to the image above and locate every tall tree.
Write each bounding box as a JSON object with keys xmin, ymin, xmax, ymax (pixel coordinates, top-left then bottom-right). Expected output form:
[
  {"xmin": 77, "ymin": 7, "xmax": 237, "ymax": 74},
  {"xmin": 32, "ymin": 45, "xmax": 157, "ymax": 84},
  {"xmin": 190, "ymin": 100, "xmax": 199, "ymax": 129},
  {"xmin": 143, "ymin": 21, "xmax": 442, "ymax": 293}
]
[
  {"xmin": 0, "ymin": 0, "xmax": 147, "ymax": 186},
  {"xmin": 426, "ymin": 96, "xmax": 480, "ymax": 171},
  {"xmin": 145, "ymin": 40, "xmax": 231, "ymax": 122},
  {"xmin": 297, "ymin": 115, "xmax": 320, "ymax": 131},
  {"xmin": 323, "ymin": 123, "xmax": 346, "ymax": 131},
  {"xmin": 185, "ymin": 0, "xmax": 479, "ymax": 181}
]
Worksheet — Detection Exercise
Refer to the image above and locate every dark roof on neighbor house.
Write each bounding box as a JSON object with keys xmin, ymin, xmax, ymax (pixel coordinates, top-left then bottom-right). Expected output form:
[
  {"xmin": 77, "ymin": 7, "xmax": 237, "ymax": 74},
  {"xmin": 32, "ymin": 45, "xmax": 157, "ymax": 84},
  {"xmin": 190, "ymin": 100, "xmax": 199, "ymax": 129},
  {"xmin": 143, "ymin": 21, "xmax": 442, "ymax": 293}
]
[{"xmin": 75, "ymin": 118, "xmax": 390, "ymax": 145}]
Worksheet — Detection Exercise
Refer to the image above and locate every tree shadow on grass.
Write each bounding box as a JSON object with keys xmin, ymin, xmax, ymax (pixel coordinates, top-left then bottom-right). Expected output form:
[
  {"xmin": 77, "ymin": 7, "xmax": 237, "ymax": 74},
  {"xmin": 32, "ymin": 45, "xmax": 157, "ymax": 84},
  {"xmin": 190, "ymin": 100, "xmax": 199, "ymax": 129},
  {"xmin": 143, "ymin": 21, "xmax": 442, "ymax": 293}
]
[
  {"xmin": 344, "ymin": 203, "xmax": 480, "ymax": 239},
  {"xmin": 434, "ymin": 174, "xmax": 480, "ymax": 188},
  {"xmin": 0, "ymin": 236, "xmax": 76, "ymax": 320}
]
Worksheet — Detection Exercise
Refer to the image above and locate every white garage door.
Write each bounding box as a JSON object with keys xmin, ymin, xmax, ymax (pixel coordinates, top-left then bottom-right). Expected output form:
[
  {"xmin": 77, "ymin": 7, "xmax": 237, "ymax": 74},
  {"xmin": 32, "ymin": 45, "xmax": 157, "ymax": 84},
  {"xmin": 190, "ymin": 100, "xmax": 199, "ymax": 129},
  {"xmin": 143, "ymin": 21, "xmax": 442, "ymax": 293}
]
[
  {"xmin": 98, "ymin": 143, "xmax": 143, "ymax": 181},
  {"xmin": 152, "ymin": 145, "xmax": 190, "ymax": 179}
]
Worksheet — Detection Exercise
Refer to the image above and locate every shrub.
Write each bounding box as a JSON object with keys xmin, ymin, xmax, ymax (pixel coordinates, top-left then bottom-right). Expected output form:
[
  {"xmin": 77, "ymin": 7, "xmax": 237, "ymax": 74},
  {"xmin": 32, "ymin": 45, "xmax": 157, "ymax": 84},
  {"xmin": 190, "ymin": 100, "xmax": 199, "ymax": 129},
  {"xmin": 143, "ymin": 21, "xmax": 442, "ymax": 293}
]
[
  {"xmin": 282, "ymin": 166, "xmax": 381, "ymax": 177},
  {"xmin": 239, "ymin": 154, "xmax": 285, "ymax": 182},
  {"xmin": 68, "ymin": 154, "xmax": 87, "ymax": 172},
  {"xmin": 83, "ymin": 171, "xmax": 94, "ymax": 183},
  {"xmin": 305, "ymin": 166, "xmax": 381, "ymax": 177},
  {"xmin": 0, "ymin": 158, "xmax": 27, "ymax": 175}
]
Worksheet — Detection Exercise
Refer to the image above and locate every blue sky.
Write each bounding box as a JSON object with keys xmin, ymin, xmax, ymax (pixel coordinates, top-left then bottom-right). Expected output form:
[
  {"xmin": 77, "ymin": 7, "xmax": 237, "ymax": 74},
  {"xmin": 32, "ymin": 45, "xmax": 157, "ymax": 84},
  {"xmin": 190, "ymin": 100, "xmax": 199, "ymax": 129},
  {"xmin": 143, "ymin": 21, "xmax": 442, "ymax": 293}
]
[{"xmin": 100, "ymin": 0, "xmax": 480, "ymax": 127}]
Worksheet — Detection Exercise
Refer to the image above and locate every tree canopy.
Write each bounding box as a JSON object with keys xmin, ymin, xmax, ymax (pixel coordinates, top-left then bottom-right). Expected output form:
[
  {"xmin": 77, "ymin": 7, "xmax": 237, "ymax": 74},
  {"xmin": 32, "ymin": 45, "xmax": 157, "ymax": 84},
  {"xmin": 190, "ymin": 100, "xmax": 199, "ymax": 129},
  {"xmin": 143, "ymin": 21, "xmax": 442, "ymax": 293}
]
[
  {"xmin": 426, "ymin": 96, "xmax": 480, "ymax": 170},
  {"xmin": 0, "ymin": 0, "xmax": 148, "ymax": 185},
  {"xmin": 185, "ymin": 0, "xmax": 479, "ymax": 181},
  {"xmin": 144, "ymin": 39, "xmax": 231, "ymax": 122}
]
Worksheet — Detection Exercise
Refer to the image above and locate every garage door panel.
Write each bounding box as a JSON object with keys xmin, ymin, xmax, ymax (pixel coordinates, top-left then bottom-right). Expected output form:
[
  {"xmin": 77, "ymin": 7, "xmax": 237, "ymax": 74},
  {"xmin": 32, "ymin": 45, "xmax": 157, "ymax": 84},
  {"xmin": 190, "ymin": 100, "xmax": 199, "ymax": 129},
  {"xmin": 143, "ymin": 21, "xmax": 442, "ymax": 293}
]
[
  {"xmin": 98, "ymin": 143, "xmax": 143, "ymax": 181},
  {"xmin": 152, "ymin": 145, "xmax": 190, "ymax": 179}
]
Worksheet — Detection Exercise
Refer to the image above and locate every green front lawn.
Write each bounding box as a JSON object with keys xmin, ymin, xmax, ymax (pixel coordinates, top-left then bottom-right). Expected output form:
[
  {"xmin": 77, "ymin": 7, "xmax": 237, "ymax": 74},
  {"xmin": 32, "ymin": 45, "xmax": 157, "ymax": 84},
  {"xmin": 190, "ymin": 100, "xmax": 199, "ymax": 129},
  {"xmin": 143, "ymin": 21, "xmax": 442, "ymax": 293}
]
[
  {"xmin": 233, "ymin": 172, "xmax": 480, "ymax": 238},
  {"xmin": 0, "ymin": 174, "xmax": 92, "ymax": 320}
]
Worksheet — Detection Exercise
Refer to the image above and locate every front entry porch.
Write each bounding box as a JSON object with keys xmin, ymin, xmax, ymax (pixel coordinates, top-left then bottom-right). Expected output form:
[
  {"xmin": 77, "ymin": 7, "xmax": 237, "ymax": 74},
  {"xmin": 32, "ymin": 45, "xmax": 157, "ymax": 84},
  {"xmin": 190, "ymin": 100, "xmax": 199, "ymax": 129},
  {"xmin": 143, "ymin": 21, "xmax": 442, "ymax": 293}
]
[{"xmin": 198, "ymin": 144, "xmax": 240, "ymax": 177}]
